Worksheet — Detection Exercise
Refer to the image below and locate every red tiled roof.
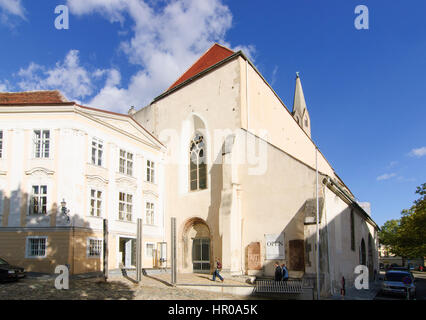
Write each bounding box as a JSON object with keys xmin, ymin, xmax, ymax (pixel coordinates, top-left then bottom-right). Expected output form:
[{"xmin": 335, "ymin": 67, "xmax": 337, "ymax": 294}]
[
  {"xmin": 0, "ymin": 90, "xmax": 69, "ymax": 105},
  {"xmin": 167, "ymin": 43, "xmax": 234, "ymax": 91}
]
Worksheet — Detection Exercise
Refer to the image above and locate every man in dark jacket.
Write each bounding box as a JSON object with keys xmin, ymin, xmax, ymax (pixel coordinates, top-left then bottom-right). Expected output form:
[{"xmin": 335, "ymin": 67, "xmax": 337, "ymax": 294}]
[
  {"xmin": 281, "ymin": 263, "xmax": 289, "ymax": 281},
  {"xmin": 274, "ymin": 262, "xmax": 282, "ymax": 281}
]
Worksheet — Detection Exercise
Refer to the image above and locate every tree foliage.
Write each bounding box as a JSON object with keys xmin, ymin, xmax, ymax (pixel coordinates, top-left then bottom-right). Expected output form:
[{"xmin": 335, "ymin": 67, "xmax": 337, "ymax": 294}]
[{"xmin": 379, "ymin": 183, "xmax": 426, "ymax": 258}]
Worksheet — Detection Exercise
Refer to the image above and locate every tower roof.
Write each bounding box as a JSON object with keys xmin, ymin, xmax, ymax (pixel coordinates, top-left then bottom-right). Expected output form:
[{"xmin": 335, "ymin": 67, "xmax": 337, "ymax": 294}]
[
  {"xmin": 292, "ymin": 72, "xmax": 307, "ymax": 115},
  {"xmin": 167, "ymin": 43, "xmax": 234, "ymax": 91}
]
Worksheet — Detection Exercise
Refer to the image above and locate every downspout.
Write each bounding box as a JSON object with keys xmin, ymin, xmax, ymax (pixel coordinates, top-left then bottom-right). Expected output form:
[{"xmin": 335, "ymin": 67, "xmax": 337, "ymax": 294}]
[
  {"xmin": 323, "ymin": 185, "xmax": 334, "ymax": 295},
  {"xmin": 315, "ymin": 148, "xmax": 320, "ymax": 299}
]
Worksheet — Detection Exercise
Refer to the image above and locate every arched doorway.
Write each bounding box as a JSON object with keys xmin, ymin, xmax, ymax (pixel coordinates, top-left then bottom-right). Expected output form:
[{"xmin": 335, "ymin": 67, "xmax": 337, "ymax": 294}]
[
  {"xmin": 360, "ymin": 238, "xmax": 366, "ymax": 266},
  {"xmin": 182, "ymin": 218, "xmax": 211, "ymax": 273}
]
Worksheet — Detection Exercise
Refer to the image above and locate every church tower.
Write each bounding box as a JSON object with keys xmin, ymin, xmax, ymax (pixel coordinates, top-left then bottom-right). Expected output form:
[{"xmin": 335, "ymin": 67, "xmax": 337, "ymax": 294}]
[{"xmin": 292, "ymin": 72, "xmax": 311, "ymax": 138}]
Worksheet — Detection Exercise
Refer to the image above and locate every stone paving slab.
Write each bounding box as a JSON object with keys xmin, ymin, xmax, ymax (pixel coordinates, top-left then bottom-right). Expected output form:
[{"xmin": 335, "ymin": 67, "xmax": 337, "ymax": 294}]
[
  {"xmin": 152, "ymin": 273, "xmax": 253, "ymax": 287},
  {"xmin": 0, "ymin": 274, "xmax": 257, "ymax": 300}
]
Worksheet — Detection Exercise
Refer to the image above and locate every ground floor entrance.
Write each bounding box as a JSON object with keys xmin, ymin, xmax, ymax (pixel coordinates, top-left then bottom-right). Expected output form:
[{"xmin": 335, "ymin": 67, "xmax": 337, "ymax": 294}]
[
  {"xmin": 192, "ymin": 238, "xmax": 210, "ymax": 273},
  {"xmin": 119, "ymin": 237, "xmax": 136, "ymax": 268}
]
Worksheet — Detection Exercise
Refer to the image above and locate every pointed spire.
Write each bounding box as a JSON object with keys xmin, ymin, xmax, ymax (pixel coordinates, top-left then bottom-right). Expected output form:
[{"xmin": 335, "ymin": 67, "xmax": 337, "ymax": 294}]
[
  {"xmin": 292, "ymin": 72, "xmax": 307, "ymax": 116},
  {"xmin": 292, "ymin": 72, "xmax": 311, "ymax": 138}
]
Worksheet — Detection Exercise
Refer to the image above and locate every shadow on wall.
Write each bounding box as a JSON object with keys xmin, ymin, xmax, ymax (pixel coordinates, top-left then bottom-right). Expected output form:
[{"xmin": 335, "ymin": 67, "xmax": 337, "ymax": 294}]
[
  {"xmin": 0, "ymin": 186, "xmax": 101, "ymax": 275},
  {"xmin": 244, "ymin": 190, "xmax": 378, "ymax": 298}
]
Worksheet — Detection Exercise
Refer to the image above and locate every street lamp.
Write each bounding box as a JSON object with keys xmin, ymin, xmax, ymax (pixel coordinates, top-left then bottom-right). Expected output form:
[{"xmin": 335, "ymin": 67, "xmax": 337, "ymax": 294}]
[{"xmin": 61, "ymin": 198, "xmax": 70, "ymax": 223}]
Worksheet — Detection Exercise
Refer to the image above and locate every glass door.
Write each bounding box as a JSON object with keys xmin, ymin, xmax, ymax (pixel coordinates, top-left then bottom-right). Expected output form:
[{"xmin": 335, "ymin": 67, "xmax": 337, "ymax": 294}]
[{"xmin": 192, "ymin": 238, "xmax": 210, "ymax": 273}]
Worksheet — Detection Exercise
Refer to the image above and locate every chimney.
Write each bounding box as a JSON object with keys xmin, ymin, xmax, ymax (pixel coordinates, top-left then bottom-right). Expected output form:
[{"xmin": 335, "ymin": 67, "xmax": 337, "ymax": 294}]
[{"xmin": 128, "ymin": 106, "xmax": 136, "ymax": 117}]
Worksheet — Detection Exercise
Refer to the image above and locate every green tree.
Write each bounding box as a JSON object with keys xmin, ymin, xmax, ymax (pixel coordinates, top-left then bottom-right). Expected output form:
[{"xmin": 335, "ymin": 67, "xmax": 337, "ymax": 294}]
[{"xmin": 379, "ymin": 183, "xmax": 426, "ymax": 258}]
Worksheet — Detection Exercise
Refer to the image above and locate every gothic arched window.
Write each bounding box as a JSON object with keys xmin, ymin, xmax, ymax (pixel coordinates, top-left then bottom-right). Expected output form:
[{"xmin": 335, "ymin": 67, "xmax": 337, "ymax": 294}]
[{"xmin": 189, "ymin": 133, "xmax": 207, "ymax": 191}]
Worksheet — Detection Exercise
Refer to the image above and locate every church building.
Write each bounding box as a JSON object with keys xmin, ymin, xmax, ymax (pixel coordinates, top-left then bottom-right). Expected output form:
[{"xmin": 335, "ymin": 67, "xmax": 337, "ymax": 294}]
[{"xmin": 0, "ymin": 44, "xmax": 379, "ymax": 297}]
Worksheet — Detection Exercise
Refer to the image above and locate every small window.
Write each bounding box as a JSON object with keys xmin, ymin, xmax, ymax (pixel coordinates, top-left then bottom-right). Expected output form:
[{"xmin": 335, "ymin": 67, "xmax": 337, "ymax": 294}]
[
  {"xmin": 119, "ymin": 192, "xmax": 133, "ymax": 221},
  {"xmin": 304, "ymin": 116, "xmax": 309, "ymax": 128},
  {"xmin": 119, "ymin": 150, "xmax": 133, "ymax": 176},
  {"xmin": 34, "ymin": 130, "xmax": 50, "ymax": 158},
  {"xmin": 91, "ymin": 138, "xmax": 103, "ymax": 166},
  {"xmin": 30, "ymin": 185, "xmax": 47, "ymax": 215},
  {"xmin": 88, "ymin": 239, "xmax": 102, "ymax": 257},
  {"xmin": 145, "ymin": 202, "xmax": 155, "ymax": 225},
  {"xmin": 90, "ymin": 189, "xmax": 102, "ymax": 217},
  {"xmin": 146, "ymin": 160, "xmax": 155, "ymax": 183},
  {"xmin": 26, "ymin": 237, "xmax": 47, "ymax": 258},
  {"xmin": 146, "ymin": 243, "xmax": 154, "ymax": 258},
  {"xmin": 0, "ymin": 130, "xmax": 3, "ymax": 158}
]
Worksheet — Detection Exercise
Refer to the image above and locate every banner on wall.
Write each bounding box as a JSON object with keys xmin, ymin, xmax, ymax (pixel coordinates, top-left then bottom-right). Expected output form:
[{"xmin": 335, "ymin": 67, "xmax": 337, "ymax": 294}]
[{"xmin": 265, "ymin": 233, "xmax": 285, "ymax": 260}]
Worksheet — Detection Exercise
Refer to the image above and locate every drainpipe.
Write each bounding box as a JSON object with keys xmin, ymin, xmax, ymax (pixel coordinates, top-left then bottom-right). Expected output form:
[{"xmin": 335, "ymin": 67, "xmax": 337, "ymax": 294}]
[
  {"xmin": 315, "ymin": 147, "xmax": 320, "ymax": 300},
  {"xmin": 323, "ymin": 185, "xmax": 334, "ymax": 295}
]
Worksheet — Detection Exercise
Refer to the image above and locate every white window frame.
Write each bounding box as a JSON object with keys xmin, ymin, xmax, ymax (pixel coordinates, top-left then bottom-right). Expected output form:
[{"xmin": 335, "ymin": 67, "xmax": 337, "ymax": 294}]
[
  {"xmin": 91, "ymin": 137, "xmax": 103, "ymax": 167},
  {"xmin": 145, "ymin": 201, "xmax": 155, "ymax": 225},
  {"xmin": 87, "ymin": 238, "xmax": 103, "ymax": 258},
  {"xmin": 145, "ymin": 242, "xmax": 155, "ymax": 258},
  {"xmin": 118, "ymin": 191, "xmax": 133, "ymax": 222},
  {"xmin": 26, "ymin": 236, "xmax": 48, "ymax": 258},
  {"xmin": 146, "ymin": 159, "xmax": 155, "ymax": 183},
  {"xmin": 33, "ymin": 129, "xmax": 50, "ymax": 159},
  {"xmin": 89, "ymin": 189, "xmax": 103, "ymax": 218},
  {"xmin": 29, "ymin": 184, "xmax": 48, "ymax": 215},
  {"xmin": 119, "ymin": 149, "xmax": 134, "ymax": 176}
]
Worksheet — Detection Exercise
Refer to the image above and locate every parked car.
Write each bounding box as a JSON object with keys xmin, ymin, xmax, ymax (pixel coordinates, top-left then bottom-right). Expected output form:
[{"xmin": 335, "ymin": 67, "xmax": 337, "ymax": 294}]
[
  {"xmin": 0, "ymin": 257, "xmax": 26, "ymax": 282},
  {"xmin": 381, "ymin": 270, "xmax": 416, "ymax": 299}
]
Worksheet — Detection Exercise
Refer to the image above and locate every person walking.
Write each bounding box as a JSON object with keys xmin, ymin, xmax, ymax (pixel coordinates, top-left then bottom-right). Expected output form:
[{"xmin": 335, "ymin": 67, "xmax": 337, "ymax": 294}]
[
  {"xmin": 281, "ymin": 263, "xmax": 289, "ymax": 281},
  {"xmin": 212, "ymin": 257, "xmax": 224, "ymax": 282},
  {"xmin": 274, "ymin": 262, "xmax": 282, "ymax": 281}
]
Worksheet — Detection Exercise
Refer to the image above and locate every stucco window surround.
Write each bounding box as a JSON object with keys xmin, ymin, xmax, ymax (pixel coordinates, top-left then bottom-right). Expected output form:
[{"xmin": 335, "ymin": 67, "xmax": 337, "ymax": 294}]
[
  {"xmin": 145, "ymin": 158, "xmax": 156, "ymax": 184},
  {"xmin": 118, "ymin": 191, "xmax": 134, "ymax": 222},
  {"xmin": 86, "ymin": 176, "xmax": 108, "ymax": 219},
  {"xmin": 25, "ymin": 236, "xmax": 48, "ymax": 258},
  {"xmin": 87, "ymin": 238, "xmax": 103, "ymax": 258},
  {"xmin": 144, "ymin": 200, "xmax": 156, "ymax": 226},
  {"xmin": 32, "ymin": 129, "xmax": 51, "ymax": 159},
  {"xmin": 119, "ymin": 149, "xmax": 134, "ymax": 176},
  {"xmin": 90, "ymin": 137, "xmax": 104, "ymax": 167},
  {"xmin": 89, "ymin": 188, "xmax": 103, "ymax": 218},
  {"xmin": 25, "ymin": 174, "xmax": 53, "ymax": 226}
]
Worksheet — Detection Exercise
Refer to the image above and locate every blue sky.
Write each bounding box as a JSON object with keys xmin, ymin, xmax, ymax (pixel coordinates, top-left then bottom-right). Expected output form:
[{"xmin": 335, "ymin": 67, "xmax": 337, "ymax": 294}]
[{"xmin": 0, "ymin": 0, "xmax": 425, "ymax": 226}]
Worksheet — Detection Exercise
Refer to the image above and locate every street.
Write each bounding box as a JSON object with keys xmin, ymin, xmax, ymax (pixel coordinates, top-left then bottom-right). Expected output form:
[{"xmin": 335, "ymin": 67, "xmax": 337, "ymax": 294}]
[{"xmin": 374, "ymin": 271, "xmax": 426, "ymax": 300}]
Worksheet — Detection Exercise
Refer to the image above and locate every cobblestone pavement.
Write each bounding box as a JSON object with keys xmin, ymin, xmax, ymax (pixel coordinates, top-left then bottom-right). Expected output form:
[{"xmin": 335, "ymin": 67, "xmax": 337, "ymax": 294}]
[{"xmin": 0, "ymin": 274, "xmax": 257, "ymax": 300}]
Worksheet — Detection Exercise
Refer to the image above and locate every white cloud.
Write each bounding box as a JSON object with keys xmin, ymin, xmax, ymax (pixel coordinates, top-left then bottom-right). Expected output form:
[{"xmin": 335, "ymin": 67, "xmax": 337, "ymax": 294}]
[
  {"xmin": 0, "ymin": 80, "xmax": 10, "ymax": 91},
  {"xmin": 376, "ymin": 173, "xmax": 397, "ymax": 181},
  {"xmin": 0, "ymin": 0, "xmax": 26, "ymax": 25},
  {"xmin": 409, "ymin": 146, "xmax": 426, "ymax": 158},
  {"xmin": 65, "ymin": 0, "xmax": 254, "ymax": 112},
  {"xmin": 15, "ymin": 50, "xmax": 117, "ymax": 101}
]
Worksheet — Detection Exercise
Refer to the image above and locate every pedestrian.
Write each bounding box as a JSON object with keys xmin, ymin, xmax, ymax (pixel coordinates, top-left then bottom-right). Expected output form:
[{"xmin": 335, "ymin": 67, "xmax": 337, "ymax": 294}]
[
  {"xmin": 340, "ymin": 276, "xmax": 346, "ymax": 298},
  {"xmin": 281, "ymin": 263, "xmax": 289, "ymax": 281},
  {"xmin": 274, "ymin": 262, "xmax": 282, "ymax": 281},
  {"xmin": 212, "ymin": 257, "xmax": 224, "ymax": 282}
]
